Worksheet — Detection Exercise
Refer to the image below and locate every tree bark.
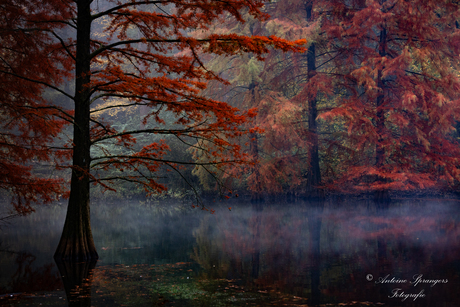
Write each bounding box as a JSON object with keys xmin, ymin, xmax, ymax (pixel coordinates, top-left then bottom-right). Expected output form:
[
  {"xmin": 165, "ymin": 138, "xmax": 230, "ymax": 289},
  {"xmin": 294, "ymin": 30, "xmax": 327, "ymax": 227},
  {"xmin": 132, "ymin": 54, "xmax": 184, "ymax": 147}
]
[
  {"xmin": 249, "ymin": 81, "xmax": 264, "ymax": 203},
  {"xmin": 55, "ymin": 0, "xmax": 98, "ymax": 262},
  {"xmin": 376, "ymin": 28, "xmax": 386, "ymax": 170},
  {"xmin": 374, "ymin": 19, "xmax": 390, "ymax": 206},
  {"xmin": 304, "ymin": 1, "xmax": 322, "ymax": 199}
]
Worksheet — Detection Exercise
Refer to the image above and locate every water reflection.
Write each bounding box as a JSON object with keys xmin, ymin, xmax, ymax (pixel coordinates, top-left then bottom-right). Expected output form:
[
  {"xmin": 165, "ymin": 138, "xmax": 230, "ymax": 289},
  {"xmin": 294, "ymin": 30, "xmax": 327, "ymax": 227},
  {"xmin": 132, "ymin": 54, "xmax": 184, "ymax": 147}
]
[
  {"xmin": 191, "ymin": 203, "xmax": 324, "ymax": 303},
  {"xmin": 0, "ymin": 200, "xmax": 459, "ymax": 306},
  {"xmin": 55, "ymin": 260, "xmax": 97, "ymax": 307},
  {"xmin": 0, "ymin": 251, "xmax": 61, "ymax": 293},
  {"xmin": 191, "ymin": 201, "xmax": 460, "ymax": 306}
]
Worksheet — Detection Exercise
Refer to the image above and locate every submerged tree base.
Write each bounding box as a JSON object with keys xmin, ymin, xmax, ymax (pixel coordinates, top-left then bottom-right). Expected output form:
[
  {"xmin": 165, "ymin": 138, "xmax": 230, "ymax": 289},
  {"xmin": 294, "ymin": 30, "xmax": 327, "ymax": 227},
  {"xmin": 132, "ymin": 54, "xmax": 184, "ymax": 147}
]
[
  {"xmin": 54, "ymin": 246, "xmax": 99, "ymax": 263},
  {"xmin": 54, "ymin": 187, "xmax": 98, "ymax": 262},
  {"xmin": 54, "ymin": 216, "xmax": 99, "ymax": 262}
]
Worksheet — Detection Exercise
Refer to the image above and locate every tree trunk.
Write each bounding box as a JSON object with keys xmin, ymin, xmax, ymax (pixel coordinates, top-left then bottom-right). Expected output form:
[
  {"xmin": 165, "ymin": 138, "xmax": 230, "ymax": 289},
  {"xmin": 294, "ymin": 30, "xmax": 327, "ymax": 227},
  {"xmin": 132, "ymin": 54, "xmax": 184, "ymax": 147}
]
[
  {"xmin": 55, "ymin": 0, "xmax": 98, "ymax": 262},
  {"xmin": 374, "ymin": 23, "xmax": 390, "ymax": 206},
  {"xmin": 249, "ymin": 82, "xmax": 264, "ymax": 203},
  {"xmin": 376, "ymin": 27, "xmax": 386, "ymax": 170},
  {"xmin": 304, "ymin": 1, "xmax": 322, "ymax": 199}
]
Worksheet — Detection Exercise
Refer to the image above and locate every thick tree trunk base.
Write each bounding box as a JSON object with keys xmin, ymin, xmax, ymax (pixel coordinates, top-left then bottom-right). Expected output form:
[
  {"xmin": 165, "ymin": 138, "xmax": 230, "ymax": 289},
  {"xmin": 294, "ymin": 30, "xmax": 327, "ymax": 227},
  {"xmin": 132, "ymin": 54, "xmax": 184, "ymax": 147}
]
[
  {"xmin": 54, "ymin": 241, "xmax": 99, "ymax": 262},
  {"xmin": 54, "ymin": 194, "xmax": 98, "ymax": 262},
  {"xmin": 55, "ymin": 229, "xmax": 99, "ymax": 262}
]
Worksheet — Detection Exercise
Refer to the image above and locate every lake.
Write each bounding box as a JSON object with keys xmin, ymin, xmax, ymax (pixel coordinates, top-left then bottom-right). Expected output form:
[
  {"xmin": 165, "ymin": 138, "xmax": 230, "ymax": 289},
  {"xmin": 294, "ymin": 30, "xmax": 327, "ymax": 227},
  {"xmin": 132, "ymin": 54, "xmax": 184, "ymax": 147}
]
[{"xmin": 0, "ymin": 199, "xmax": 459, "ymax": 306}]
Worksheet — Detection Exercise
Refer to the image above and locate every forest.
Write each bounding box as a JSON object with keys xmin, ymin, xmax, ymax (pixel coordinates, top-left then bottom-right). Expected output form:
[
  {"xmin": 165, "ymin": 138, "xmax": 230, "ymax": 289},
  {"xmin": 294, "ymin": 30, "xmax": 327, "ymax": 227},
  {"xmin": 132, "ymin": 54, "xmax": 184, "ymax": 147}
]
[
  {"xmin": 1, "ymin": 1, "xmax": 460, "ymax": 306},
  {"xmin": 1, "ymin": 0, "xmax": 460, "ymax": 260}
]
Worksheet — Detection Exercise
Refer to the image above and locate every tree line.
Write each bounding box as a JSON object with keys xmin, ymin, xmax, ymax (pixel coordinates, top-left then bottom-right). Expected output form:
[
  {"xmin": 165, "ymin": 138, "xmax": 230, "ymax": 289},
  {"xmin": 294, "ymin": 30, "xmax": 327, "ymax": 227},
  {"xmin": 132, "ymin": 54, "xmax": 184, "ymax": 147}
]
[
  {"xmin": 1, "ymin": 0, "xmax": 460, "ymax": 261},
  {"xmin": 196, "ymin": 0, "xmax": 460, "ymax": 203}
]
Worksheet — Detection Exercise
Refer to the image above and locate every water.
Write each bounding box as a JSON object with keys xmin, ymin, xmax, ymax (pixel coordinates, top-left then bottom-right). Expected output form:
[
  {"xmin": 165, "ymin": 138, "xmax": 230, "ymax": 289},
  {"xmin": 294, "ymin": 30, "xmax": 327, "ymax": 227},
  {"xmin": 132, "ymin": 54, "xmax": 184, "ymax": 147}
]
[{"xmin": 0, "ymin": 200, "xmax": 459, "ymax": 306}]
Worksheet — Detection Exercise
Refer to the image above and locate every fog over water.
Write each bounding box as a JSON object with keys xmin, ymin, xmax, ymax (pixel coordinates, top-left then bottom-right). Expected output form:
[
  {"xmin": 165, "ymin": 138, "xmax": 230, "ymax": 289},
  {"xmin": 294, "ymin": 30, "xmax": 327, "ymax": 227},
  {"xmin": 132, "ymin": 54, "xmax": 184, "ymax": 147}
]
[{"xmin": 1, "ymin": 199, "xmax": 459, "ymax": 306}]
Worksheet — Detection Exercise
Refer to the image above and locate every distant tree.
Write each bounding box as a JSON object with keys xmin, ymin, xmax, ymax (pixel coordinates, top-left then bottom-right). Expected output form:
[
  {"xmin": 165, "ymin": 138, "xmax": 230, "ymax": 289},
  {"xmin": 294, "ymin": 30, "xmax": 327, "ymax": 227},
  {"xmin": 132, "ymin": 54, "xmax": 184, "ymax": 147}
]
[
  {"xmin": 2, "ymin": 0, "xmax": 305, "ymax": 261},
  {"xmin": 303, "ymin": 0, "xmax": 321, "ymax": 198},
  {"xmin": 194, "ymin": 0, "xmax": 330, "ymax": 200},
  {"xmin": 0, "ymin": 0, "xmax": 70, "ymax": 214},
  {"xmin": 202, "ymin": 0, "xmax": 460, "ymax": 204},
  {"xmin": 319, "ymin": 0, "xmax": 460, "ymax": 201}
]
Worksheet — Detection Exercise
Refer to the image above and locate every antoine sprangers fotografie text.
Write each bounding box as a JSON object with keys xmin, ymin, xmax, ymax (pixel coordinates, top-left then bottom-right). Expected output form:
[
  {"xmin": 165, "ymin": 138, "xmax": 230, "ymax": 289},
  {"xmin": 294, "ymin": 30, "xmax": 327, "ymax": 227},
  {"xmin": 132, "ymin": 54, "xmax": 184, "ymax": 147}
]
[{"xmin": 375, "ymin": 274, "xmax": 448, "ymax": 302}]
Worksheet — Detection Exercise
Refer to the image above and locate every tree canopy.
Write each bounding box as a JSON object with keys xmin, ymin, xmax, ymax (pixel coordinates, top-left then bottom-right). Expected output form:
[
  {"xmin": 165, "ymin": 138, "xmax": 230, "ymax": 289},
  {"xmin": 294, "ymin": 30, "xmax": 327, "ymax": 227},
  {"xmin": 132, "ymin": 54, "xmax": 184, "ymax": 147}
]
[
  {"xmin": 1, "ymin": 0, "xmax": 305, "ymax": 261},
  {"xmin": 320, "ymin": 0, "xmax": 460, "ymax": 196},
  {"xmin": 0, "ymin": 0, "xmax": 70, "ymax": 214},
  {"xmin": 3, "ymin": 0, "xmax": 460, "ymax": 261},
  {"xmin": 199, "ymin": 0, "xmax": 460, "ymax": 202}
]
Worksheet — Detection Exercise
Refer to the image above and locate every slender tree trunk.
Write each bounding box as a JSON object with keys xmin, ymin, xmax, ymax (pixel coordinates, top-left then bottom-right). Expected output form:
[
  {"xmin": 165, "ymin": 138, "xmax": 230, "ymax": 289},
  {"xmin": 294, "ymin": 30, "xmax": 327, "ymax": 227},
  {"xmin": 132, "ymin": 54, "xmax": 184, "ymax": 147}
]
[
  {"xmin": 376, "ymin": 28, "xmax": 386, "ymax": 170},
  {"xmin": 374, "ymin": 20, "xmax": 390, "ymax": 206},
  {"xmin": 249, "ymin": 81, "xmax": 264, "ymax": 203},
  {"xmin": 246, "ymin": 24, "xmax": 264, "ymax": 204},
  {"xmin": 304, "ymin": 0, "xmax": 322, "ymax": 199},
  {"xmin": 249, "ymin": 130, "xmax": 263, "ymax": 202},
  {"xmin": 55, "ymin": 0, "xmax": 98, "ymax": 262}
]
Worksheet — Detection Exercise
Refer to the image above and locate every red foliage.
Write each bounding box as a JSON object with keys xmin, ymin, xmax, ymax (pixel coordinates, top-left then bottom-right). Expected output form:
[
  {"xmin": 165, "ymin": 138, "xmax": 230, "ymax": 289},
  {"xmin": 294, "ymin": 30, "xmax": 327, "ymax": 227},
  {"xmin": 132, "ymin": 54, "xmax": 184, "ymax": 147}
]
[
  {"xmin": 2, "ymin": 0, "xmax": 307, "ymax": 211},
  {"xmin": 210, "ymin": 0, "xmax": 460, "ymax": 197},
  {"xmin": 193, "ymin": 1, "xmax": 313, "ymax": 195},
  {"xmin": 318, "ymin": 0, "xmax": 460, "ymax": 193},
  {"xmin": 86, "ymin": 0, "xmax": 305, "ymax": 196},
  {"xmin": 0, "ymin": 0, "xmax": 71, "ymax": 213}
]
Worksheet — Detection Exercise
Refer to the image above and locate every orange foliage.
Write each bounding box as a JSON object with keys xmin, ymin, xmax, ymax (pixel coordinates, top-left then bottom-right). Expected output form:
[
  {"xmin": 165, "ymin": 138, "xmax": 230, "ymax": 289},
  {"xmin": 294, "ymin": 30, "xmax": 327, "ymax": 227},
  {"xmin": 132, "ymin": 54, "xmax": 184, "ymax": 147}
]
[
  {"xmin": 202, "ymin": 0, "xmax": 460, "ymax": 198},
  {"xmin": 0, "ymin": 0, "xmax": 71, "ymax": 213},
  {"xmin": 2, "ymin": 0, "xmax": 307, "ymax": 206},
  {"xmin": 195, "ymin": 0, "xmax": 314, "ymax": 195}
]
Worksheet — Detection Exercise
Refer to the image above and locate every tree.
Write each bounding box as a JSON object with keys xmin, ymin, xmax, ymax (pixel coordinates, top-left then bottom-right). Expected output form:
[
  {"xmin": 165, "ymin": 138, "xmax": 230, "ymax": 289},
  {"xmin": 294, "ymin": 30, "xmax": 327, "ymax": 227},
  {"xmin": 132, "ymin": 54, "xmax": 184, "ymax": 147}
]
[
  {"xmin": 196, "ymin": 0, "xmax": 330, "ymax": 200},
  {"xmin": 319, "ymin": 0, "xmax": 460, "ymax": 200},
  {"xmin": 0, "ymin": 0, "xmax": 70, "ymax": 214},
  {"xmin": 189, "ymin": 0, "xmax": 460, "ymax": 204},
  {"xmin": 303, "ymin": 0, "xmax": 322, "ymax": 198},
  {"xmin": 223, "ymin": 0, "xmax": 460, "ymax": 203},
  {"xmin": 3, "ymin": 0, "xmax": 305, "ymax": 261}
]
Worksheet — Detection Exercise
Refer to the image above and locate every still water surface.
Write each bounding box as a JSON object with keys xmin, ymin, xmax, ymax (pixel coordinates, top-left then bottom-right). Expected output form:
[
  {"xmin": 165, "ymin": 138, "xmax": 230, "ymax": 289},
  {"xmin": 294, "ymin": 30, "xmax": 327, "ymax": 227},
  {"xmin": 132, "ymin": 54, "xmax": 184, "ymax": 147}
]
[{"xmin": 0, "ymin": 200, "xmax": 459, "ymax": 306}]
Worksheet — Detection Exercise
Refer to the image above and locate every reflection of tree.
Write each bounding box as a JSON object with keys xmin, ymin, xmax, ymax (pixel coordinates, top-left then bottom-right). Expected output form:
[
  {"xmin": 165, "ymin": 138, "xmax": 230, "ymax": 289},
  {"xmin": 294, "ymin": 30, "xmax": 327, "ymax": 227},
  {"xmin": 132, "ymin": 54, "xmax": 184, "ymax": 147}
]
[
  {"xmin": 308, "ymin": 209, "xmax": 322, "ymax": 306},
  {"xmin": 251, "ymin": 204, "xmax": 262, "ymax": 281},
  {"xmin": 55, "ymin": 260, "xmax": 97, "ymax": 307},
  {"xmin": 0, "ymin": 251, "xmax": 61, "ymax": 294},
  {"xmin": 192, "ymin": 203, "xmax": 460, "ymax": 306},
  {"xmin": 0, "ymin": 213, "xmax": 20, "ymax": 227},
  {"xmin": 191, "ymin": 206, "xmax": 315, "ymax": 297},
  {"xmin": 191, "ymin": 215, "xmax": 232, "ymax": 280},
  {"xmin": 321, "ymin": 205, "xmax": 460, "ymax": 306}
]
